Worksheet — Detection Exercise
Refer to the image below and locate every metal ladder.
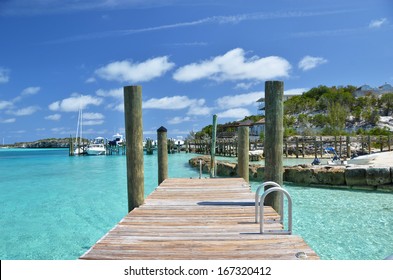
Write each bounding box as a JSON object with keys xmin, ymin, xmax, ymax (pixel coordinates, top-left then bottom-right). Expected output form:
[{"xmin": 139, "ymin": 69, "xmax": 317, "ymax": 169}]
[{"xmin": 255, "ymin": 181, "xmax": 292, "ymax": 235}]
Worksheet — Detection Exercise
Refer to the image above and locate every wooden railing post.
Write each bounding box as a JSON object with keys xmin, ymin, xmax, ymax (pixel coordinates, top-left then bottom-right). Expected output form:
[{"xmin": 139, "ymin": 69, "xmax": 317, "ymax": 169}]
[
  {"xmin": 124, "ymin": 85, "xmax": 144, "ymax": 212},
  {"xmin": 346, "ymin": 136, "xmax": 351, "ymax": 158},
  {"xmin": 210, "ymin": 114, "xmax": 218, "ymax": 178},
  {"xmin": 238, "ymin": 126, "xmax": 249, "ymax": 183},
  {"xmin": 157, "ymin": 126, "xmax": 168, "ymax": 185}
]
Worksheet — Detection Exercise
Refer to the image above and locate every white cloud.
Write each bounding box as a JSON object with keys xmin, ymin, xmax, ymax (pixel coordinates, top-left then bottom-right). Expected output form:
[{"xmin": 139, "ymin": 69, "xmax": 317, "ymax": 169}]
[
  {"xmin": 143, "ymin": 95, "xmax": 212, "ymax": 116},
  {"xmin": 83, "ymin": 120, "xmax": 105, "ymax": 126},
  {"xmin": 173, "ymin": 48, "xmax": 291, "ymax": 82},
  {"xmin": 216, "ymin": 91, "xmax": 263, "ymax": 109},
  {"xmin": 0, "ymin": 118, "xmax": 16, "ymax": 124},
  {"xmin": 284, "ymin": 88, "xmax": 308, "ymax": 96},
  {"xmin": 217, "ymin": 108, "xmax": 251, "ymax": 119},
  {"xmin": 298, "ymin": 56, "xmax": 328, "ymax": 71},
  {"xmin": 369, "ymin": 18, "xmax": 388, "ymax": 29},
  {"xmin": 85, "ymin": 77, "xmax": 96, "ymax": 83},
  {"xmin": 83, "ymin": 112, "xmax": 105, "ymax": 120},
  {"xmin": 96, "ymin": 88, "xmax": 124, "ymax": 112},
  {"xmin": 143, "ymin": 96, "xmax": 203, "ymax": 110},
  {"xmin": 168, "ymin": 42, "xmax": 208, "ymax": 47},
  {"xmin": 49, "ymin": 94, "xmax": 103, "ymax": 112},
  {"xmin": 45, "ymin": 114, "xmax": 61, "ymax": 121},
  {"xmin": 95, "ymin": 56, "xmax": 175, "ymax": 83},
  {"xmin": 234, "ymin": 82, "xmax": 260, "ymax": 90},
  {"xmin": 110, "ymin": 103, "xmax": 125, "ymax": 112},
  {"xmin": 167, "ymin": 116, "xmax": 191, "ymax": 125},
  {"xmin": 12, "ymin": 86, "xmax": 41, "ymax": 103},
  {"xmin": 0, "ymin": 100, "xmax": 13, "ymax": 110},
  {"xmin": 7, "ymin": 106, "xmax": 40, "ymax": 116},
  {"xmin": 21, "ymin": 86, "xmax": 40, "ymax": 96},
  {"xmin": 43, "ymin": 9, "xmax": 352, "ymax": 43},
  {"xmin": 1, "ymin": 0, "xmax": 169, "ymax": 16},
  {"xmin": 96, "ymin": 88, "xmax": 123, "ymax": 99},
  {"xmin": 0, "ymin": 68, "xmax": 10, "ymax": 83},
  {"xmin": 187, "ymin": 105, "xmax": 212, "ymax": 116}
]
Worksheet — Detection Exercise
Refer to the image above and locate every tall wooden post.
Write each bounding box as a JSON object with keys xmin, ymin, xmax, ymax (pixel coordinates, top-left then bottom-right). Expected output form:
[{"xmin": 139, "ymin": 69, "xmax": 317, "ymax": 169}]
[
  {"xmin": 69, "ymin": 135, "xmax": 74, "ymax": 156},
  {"xmin": 210, "ymin": 114, "xmax": 218, "ymax": 178},
  {"xmin": 157, "ymin": 126, "xmax": 168, "ymax": 185},
  {"xmin": 295, "ymin": 137, "xmax": 299, "ymax": 158},
  {"xmin": 238, "ymin": 126, "xmax": 249, "ymax": 182},
  {"xmin": 124, "ymin": 85, "xmax": 144, "ymax": 213},
  {"xmin": 264, "ymin": 81, "xmax": 284, "ymax": 217},
  {"xmin": 320, "ymin": 136, "xmax": 323, "ymax": 158}
]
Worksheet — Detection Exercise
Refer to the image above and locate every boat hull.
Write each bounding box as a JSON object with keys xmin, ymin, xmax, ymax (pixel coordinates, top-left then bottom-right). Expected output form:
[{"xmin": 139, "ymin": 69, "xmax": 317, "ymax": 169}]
[{"xmin": 86, "ymin": 145, "xmax": 106, "ymax": 155}]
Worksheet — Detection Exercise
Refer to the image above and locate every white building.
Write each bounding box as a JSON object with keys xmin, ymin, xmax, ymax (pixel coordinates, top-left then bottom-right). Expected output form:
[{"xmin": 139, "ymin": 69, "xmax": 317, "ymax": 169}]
[{"xmin": 354, "ymin": 83, "xmax": 393, "ymax": 98}]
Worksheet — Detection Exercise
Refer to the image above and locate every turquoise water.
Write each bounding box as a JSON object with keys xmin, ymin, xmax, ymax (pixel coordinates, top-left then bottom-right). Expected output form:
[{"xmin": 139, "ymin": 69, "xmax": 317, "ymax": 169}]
[{"xmin": 0, "ymin": 149, "xmax": 392, "ymax": 260}]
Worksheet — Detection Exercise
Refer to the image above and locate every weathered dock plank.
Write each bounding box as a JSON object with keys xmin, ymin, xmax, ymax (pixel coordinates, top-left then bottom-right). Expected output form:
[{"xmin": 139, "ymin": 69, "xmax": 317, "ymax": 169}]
[{"xmin": 80, "ymin": 178, "xmax": 318, "ymax": 260}]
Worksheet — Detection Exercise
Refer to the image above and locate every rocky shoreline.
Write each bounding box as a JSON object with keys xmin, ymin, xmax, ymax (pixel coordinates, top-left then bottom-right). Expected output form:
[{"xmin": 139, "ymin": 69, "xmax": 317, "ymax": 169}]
[{"xmin": 189, "ymin": 156, "xmax": 393, "ymax": 192}]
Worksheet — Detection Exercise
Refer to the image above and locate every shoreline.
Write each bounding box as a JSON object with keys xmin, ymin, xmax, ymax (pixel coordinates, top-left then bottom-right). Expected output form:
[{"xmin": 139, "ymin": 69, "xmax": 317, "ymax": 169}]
[{"xmin": 189, "ymin": 153, "xmax": 393, "ymax": 192}]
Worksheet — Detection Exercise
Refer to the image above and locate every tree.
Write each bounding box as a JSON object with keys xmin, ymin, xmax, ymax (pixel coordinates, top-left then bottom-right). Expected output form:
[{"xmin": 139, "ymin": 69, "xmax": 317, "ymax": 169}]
[
  {"xmin": 326, "ymin": 101, "xmax": 348, "ymax": 135},
  {"xmin": 186, "ymin": 130, "xmax": 196, "ymax": 141},
  {"xmin": 380, "ymin": 93, "xmax": 393, "ymax": 115}
]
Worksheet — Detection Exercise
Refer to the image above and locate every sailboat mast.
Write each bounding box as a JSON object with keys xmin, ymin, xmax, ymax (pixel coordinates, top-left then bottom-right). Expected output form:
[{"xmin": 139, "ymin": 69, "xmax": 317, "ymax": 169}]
[
  {"xmin": 75, "ymin": 108, "xmax": 81, "ymax": 147},
  {"xmin": 80, "ymin": 108, "xmax": 83, "ymax": 146}
]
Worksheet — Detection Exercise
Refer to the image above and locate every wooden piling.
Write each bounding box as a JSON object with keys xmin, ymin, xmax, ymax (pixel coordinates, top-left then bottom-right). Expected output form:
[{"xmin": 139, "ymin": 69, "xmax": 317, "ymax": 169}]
[
  {"xmin": 210, "ymin": 114, "xmax": 218, "ymax": 178},
  {"xmin": 295, "ymin": 137, "xmax": 299, "ymax": 158},
  {"xmin": 124, "ymin": 85, "xmax": 144, "ymax": 213},
  {"xmin": 69, "ymin": 135, "xmax": 74, "ymax": 156},
  {"xmin": 237, "ymin": 126, "xmax": 249, "ymax": 183},
  {"xmin": 264, "ymin": 81, "xmax": 284, "ymax": 217},
  {"xmin": 157, "ymin": 126, "xmax": 168, "ymax": 186},
  {"xmin": 145, "ymin": 138, "xmax": 154, "ymax": 155}
]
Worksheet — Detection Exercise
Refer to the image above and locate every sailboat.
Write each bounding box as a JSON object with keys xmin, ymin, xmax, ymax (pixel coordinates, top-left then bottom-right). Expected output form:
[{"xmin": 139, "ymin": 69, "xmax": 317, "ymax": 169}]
[
  {"xmin": 1, "ymin": 137, "xmax": 9, "ymax": 149},
  {"xmin": 74, "ymin": 108, "xmax": 86, "ymax": 155}
]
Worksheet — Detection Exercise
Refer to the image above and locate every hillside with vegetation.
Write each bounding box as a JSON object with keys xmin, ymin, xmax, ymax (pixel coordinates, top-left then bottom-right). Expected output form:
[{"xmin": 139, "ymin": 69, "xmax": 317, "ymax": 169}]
[
  {"xmin": 11, "ymin": 138, "xmax": 73, "ymax": 148},
  {"xmin": 191, "ymin": 85, "xmax": 393, "ymax": 140}
]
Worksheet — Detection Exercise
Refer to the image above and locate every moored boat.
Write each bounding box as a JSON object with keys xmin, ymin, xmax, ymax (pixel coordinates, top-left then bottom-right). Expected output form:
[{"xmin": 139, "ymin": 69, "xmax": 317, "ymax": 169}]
[
  {"xmin": 108, "ymin": 133, "xmax": 124, "ymax": 146},
  {"xmin": 86, "ymin": 137, "xmax": 106, "ymax": 155}
]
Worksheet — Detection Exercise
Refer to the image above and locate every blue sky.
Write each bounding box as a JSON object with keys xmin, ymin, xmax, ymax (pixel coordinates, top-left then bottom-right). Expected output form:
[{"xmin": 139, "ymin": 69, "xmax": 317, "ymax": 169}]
[{"xmin": 0, "ymin": 0, "xmax": 392, "ymax": 143}]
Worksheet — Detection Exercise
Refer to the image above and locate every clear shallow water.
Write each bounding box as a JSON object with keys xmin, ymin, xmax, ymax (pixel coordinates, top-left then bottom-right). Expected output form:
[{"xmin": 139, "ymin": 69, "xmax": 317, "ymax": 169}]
[
  {"xmin": 250, "ymin": 183, "xmax": 393, "ymax": 260},
  {"xmin": 0, "ymin": 149, "xmax": 392, "ymax": 260}
]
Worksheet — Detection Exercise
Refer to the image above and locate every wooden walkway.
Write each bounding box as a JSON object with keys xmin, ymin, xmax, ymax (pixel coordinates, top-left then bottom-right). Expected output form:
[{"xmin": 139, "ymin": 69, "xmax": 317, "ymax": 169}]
[{"xmin": 80, "ymin": 178, "xmax": 319, "ymax": 260}]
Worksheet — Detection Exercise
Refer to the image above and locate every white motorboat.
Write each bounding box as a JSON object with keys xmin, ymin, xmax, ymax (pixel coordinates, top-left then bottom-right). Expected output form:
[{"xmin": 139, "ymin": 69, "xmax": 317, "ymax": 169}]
[
  {"xmin": 324, "ymin": 147, "xmax": 347, "ymax": 165},
  {"xmin": 86, "ymin": 137, "xmax": 106, "ymax": 155},
  {"xmin": 347, "ymin": 153, "xmax": 379, "ymax": 165}
]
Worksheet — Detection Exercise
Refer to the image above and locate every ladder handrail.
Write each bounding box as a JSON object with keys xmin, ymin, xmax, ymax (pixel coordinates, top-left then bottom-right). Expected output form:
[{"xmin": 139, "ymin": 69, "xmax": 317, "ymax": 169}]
[
  {"xmin": 259, "ymin": 186, "xmax": 292, "ymax": 235},
  {"xmin": 255, "ymin": 181, "xmax": 282, "ymax": 223}
]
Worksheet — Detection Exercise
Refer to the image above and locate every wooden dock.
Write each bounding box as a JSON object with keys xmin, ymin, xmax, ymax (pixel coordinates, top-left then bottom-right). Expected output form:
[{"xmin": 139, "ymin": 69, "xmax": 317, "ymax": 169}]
[{"xmin": 80, "ymin": 178, "xmax": 319, "ymax": 260}]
